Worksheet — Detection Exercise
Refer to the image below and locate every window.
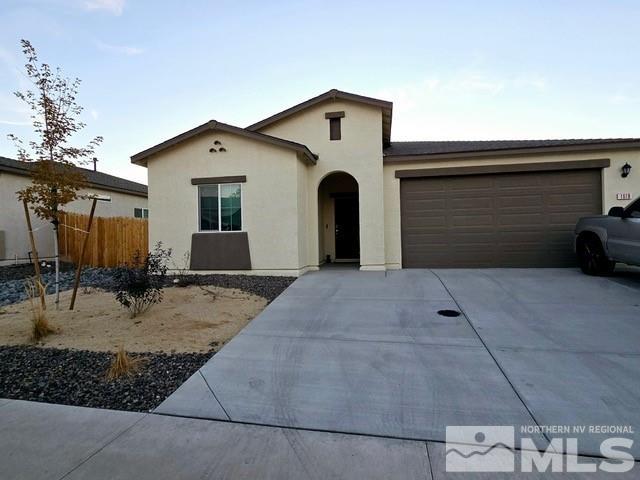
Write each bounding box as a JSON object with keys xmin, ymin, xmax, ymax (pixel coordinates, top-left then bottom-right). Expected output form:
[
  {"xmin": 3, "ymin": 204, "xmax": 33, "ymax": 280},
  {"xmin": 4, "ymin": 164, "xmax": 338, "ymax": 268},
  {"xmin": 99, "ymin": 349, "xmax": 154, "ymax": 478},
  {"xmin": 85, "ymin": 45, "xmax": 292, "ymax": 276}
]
[
  {"xmin": 325, "ymin": 111, "xmax": 345, "ymax": 141},
  {"xmin": 134, "ymin": 207, "xmax": 149, "ymax": 218},
  {"xmin": 199, "ymin": 183, "xmax": 242, "ymax": 231},
  {"xmin": 329, "ymin": 117, "xmax": 341, "ymax": 140}
]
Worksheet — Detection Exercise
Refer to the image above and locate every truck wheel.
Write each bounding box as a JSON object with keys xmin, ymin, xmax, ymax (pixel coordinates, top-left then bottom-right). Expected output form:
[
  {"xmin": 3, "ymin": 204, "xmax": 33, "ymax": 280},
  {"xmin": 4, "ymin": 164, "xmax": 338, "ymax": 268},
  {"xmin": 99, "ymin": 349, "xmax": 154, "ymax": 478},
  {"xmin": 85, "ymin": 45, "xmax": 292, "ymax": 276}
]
[{"xmin": 577, "ymin": 235, "xmax": 615, "ymax": 276}]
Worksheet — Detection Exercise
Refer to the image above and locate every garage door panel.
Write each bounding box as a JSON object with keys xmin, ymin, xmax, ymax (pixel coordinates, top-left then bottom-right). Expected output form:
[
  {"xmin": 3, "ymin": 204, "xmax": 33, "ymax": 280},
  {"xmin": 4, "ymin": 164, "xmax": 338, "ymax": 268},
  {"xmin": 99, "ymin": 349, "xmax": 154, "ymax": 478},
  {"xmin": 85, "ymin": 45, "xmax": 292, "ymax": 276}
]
[
  {"xmin": 451, "ymin": 197, "xmax": 494, "ymax": 209},
  {"xmin": 497, "ymin": 194, "xmax": 544, "ymax": 208},
  {"xmin": 405, "ymin": 199, "xmax": 447, "ymax": 210},
  {"xmin": 404, "ymin": 217, "xmax": 447, "ymax": 229},
  {"xmin": 400, "ymin": 169, "xmax": 602, "ymax": 267},
  {"xmin": 548, "ymin": 171, "xmax": 599, "ymax": 185},
  {"xmin": 498, "ymin": 213, "xmax": 546, "ymax": 226},
  {"xmin": 548, "ymin": 213, "xmax": 587, "ymax": 225},
  {"xmin": 451, "ymin": 214, "xmax": 494, "ymax": 226}
]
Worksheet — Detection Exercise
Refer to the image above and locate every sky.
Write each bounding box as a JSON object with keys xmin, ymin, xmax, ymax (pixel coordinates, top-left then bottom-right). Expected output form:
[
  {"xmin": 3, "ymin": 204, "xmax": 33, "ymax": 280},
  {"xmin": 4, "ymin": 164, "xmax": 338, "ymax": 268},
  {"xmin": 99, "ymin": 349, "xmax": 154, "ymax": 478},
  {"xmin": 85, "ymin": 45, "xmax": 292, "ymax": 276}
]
[{"xmin": 1, "ymin": 0, "xmax": 639, "ymax": 184}]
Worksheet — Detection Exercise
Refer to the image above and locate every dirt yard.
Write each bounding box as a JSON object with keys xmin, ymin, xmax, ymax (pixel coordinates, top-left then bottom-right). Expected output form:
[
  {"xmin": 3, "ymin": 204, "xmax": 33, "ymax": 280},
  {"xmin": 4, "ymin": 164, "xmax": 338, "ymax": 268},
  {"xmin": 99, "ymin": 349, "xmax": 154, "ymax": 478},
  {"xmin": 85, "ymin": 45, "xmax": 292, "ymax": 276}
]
[{"xmin": 0, "ymin": 286, "xmax": 267, "ymax": 353}]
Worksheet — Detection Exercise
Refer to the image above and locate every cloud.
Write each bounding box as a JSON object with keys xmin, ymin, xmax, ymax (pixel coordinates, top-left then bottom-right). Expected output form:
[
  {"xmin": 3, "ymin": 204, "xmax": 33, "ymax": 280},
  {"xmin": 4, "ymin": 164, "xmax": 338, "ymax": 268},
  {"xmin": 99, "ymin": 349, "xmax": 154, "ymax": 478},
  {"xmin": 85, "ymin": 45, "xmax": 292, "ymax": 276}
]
[
  {"xmin": 374, "ymin": 71, "xmax": 558, "ymax": 141},
  {"xmin": 0, "ymin": 119, "xmax": 31, "ymax": 126},
  {"xmin": 96, "ymin": 41, "xmax": 144, "ymax": 56},
  {"xmin": 514, "ymin": 74, "xmax": 547, "ymax": 91},
  {"xmin": 609, "ymin": 93, "xmax": 640, "ymax": 105},
  {"xmin": 455, "ymin": 74, "xmax": 504, "ymax": 95},
  {"xmin": 0, "ymin": 48, "xmax": 33, "ymax": 128},
  {"xmin": 0, "ymin": 46, "xmax": 30, "ymax": 91},
  {"xmin": 90, "ymin": 109, "xmax": 99, "ymax": 120},
  {"xmin": 85, "ymin": 0, "xmax": 125, "ymax": 15}
]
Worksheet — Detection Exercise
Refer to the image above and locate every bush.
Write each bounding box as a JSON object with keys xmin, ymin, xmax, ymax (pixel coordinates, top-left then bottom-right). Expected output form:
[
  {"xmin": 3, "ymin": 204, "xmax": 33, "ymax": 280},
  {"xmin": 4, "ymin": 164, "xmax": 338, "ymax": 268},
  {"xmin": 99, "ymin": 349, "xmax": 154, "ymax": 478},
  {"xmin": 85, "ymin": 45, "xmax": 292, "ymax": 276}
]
[
  {"xmin": 24, "ymin": 277, "xmax": 56, "ymax": 342},
  {"xmin": 113, "ymin": 242, "xmax": 172, "ymax": 318},
  {"xmin": 106, "ymin": 346, "xmax": 145, "ymax": 380},
  {"xmin": 170, "ymin": 251, "xmax": 196, "ymax": 287}
]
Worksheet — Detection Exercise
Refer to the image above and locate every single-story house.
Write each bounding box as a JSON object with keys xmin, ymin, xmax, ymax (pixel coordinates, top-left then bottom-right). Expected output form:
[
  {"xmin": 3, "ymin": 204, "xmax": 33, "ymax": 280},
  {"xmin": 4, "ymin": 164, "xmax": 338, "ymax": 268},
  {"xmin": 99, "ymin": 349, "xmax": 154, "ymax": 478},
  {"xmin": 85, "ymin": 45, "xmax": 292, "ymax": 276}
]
[
  {"xmin": 0, "ymin": 156, "xmax": 148, "ymax": 266},
  {"xmin": 131, "ymin": 89, "xmax": 639, "ymax": 276}
]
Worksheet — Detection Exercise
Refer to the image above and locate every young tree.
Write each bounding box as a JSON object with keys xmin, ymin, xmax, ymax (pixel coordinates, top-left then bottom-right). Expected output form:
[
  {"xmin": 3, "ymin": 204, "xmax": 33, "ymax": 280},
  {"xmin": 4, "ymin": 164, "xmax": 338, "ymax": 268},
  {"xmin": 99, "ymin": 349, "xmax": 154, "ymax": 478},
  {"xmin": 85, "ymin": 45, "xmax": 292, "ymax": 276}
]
[{"xmin": 8, "ymin": 39, "xmax": 103, "ymax": 308}]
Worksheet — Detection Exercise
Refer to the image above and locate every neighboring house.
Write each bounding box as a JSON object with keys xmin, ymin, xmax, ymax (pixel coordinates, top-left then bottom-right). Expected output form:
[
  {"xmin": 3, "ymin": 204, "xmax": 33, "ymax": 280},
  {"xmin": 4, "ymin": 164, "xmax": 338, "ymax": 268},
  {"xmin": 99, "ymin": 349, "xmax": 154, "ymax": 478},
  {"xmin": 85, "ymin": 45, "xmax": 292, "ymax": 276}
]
[
  {"xmin": 0, "ymin": 156, "xmax": 148, "ymax": 266},
  {"xmin": 131, "ymin": 89, "xmax": 639, "ymax": 276}
]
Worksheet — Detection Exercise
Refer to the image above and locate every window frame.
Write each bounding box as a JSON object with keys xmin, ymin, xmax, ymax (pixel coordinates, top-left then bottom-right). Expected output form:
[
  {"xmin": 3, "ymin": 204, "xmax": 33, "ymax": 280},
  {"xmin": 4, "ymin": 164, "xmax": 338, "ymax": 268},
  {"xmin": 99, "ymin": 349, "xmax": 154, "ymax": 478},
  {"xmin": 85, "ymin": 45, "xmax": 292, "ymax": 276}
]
[
  {"xmin": 134, "ymin": 207, "xmax": 149, "ymax": 219},
  {"xmin": 325, "ymin": 111, "xmax": 345, "ymax": 141},
  {"xmin": 197, "ymin": 183, "xmax": 243, "ymax": 232}
]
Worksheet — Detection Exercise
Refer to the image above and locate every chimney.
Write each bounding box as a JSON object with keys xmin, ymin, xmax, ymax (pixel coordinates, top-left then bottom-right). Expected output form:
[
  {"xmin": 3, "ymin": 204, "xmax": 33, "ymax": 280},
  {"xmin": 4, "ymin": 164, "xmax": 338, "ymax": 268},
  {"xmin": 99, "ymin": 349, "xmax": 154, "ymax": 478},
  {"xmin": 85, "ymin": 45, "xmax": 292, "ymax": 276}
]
[{"xmin": 92, "ymin": 157, "xmax": 98, "ymax": 171}]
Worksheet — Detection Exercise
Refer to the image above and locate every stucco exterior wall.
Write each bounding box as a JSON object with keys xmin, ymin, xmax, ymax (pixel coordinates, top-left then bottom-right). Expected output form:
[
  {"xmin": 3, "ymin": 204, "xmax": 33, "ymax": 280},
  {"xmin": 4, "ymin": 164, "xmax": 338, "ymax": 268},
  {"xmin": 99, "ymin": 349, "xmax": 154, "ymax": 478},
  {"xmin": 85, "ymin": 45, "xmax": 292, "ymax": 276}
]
[
  {"xmin": 0, "ymin": 171, "xmax": 147, "ymax": 265},
  {"xmin": 259, "ymin": 100, "xmax": 386, "ymax": 271},
  {"xmin": 146, "ymin": 131, "xmax": 303, "ymax": 275},
  {"xmin": 384, "ymin": 152, "xmax": 640, "ymax": 269},
  {"xmin": 296, "ymin": 160, "xmax": 311, "ymax": 271}
]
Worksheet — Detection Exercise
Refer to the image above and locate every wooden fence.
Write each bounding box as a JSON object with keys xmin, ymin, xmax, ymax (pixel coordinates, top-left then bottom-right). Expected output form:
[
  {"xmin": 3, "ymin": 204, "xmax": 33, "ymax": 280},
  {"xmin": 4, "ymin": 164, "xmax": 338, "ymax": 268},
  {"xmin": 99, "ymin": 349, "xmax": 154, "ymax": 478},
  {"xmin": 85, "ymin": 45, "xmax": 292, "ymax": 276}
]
[{"xmin": 58, "ymin": 212, "xmax": 148, "ymax": 267}]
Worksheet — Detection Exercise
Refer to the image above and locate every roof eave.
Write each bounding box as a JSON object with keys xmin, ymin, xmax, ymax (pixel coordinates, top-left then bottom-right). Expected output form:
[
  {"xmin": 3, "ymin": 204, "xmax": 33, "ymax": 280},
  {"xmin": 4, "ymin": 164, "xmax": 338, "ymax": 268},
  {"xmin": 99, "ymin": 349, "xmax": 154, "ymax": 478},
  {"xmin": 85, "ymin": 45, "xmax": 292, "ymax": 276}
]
[
  {"xmin": 247, "ymin": 89, "xmax": 393, "ymax": 146},
  {"xmin": 86, "ymin": 185, "xmax": 148, "ymax": 198},
  {"xmin": 0, "ymin": 160, "xmax": 147, "ymax": 197},
  {"xmin": 383, "ymin": 141, "xmax": 640, "ymax": 163},
  {"xmin": 130, "ymin": 120, "xmax": 317, "ymax": 166}
]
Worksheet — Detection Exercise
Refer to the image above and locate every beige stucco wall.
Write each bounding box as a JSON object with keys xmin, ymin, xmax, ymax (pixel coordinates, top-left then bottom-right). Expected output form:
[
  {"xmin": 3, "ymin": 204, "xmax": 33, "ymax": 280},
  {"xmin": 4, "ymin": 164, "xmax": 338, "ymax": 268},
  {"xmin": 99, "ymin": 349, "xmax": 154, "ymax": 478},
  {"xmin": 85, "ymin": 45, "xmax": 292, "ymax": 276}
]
[
  {"xmin": 141, "ymin": 92, "xmax": 640, "ymax": 276},
  {"xmin": 384, "ymin": 153, "xmax": 640, "ymax": 269},
  {"xmin": 0, "ymin": 171, "xmax": 147, "ymax": 265},
  {"xmin": 296, "ymin": 160, "xmax": 311, "ymax": 270},
  {"xmin": 147, "ymin": 131, "xmax": 304, "ymax": 275},
  {"xmin": 259, "ymin": 100, "xmax": 386, "ymax": 271}
]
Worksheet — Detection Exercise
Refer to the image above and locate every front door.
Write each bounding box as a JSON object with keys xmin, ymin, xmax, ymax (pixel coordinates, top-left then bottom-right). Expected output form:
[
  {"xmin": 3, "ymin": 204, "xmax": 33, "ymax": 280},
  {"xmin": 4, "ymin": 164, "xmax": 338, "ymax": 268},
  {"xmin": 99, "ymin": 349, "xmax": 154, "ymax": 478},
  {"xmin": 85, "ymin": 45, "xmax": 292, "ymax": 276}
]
[{"xmin": 334, "ymin": 196, "xmax": 359, "ymax": 260}]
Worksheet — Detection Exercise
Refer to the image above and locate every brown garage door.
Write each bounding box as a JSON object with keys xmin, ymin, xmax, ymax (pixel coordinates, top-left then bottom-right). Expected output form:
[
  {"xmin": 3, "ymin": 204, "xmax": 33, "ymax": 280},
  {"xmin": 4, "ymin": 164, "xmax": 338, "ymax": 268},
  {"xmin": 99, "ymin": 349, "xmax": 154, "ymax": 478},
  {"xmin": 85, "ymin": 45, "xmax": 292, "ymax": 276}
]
[{"xmin": 400, "ymin": 169, "xmax": 602, "ymax": 267}]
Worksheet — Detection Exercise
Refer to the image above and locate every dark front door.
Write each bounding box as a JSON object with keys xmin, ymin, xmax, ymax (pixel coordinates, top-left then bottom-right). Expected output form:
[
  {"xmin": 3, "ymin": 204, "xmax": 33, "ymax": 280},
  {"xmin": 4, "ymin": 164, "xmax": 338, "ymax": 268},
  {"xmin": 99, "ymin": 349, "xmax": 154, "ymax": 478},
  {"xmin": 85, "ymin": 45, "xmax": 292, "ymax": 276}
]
[{"xmin": 335, "ymin": 196, "xmax": 360, "ymax": 260}]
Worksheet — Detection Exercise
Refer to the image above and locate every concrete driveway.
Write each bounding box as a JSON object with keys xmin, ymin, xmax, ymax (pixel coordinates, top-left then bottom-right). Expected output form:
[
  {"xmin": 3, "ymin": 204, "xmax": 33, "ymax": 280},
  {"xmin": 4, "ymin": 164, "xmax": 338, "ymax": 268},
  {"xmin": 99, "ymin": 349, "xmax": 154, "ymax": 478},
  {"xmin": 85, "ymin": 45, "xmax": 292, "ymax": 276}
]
[{"xmin": 156, "ymin": 268, "xmax": 640, "ymax": 460}]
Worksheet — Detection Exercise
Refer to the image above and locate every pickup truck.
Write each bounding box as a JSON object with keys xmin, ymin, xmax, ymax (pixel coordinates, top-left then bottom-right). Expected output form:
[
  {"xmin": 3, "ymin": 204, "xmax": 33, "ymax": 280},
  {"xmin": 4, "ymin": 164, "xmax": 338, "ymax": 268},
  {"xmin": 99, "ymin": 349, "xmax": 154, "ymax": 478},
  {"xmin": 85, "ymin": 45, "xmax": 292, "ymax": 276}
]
[{"xmin": 575, "ymin": 197, "xmax": 640, "ymax": 275}]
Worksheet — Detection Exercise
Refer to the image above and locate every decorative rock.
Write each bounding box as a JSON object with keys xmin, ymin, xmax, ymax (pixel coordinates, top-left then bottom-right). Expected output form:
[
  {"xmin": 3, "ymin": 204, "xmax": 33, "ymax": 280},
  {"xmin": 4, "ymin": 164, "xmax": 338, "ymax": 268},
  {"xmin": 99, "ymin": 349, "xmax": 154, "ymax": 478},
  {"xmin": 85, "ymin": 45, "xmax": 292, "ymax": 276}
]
[
  {"xmin": 0, "ymin": 345, "xmax": 212, "ymax": 412},
  {"xmin": 0, "ymin": 264, "xmax": 294, "ymax": 306}
]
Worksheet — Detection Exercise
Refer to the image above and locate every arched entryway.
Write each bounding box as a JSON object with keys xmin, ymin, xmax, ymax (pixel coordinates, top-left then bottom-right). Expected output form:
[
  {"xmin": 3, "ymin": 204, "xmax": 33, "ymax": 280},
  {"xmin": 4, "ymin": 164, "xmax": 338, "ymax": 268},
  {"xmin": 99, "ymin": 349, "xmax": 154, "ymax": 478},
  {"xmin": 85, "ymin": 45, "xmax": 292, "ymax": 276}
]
[{"xmin": 317, "ymin": 172, "xmax": 360, "ymax": 266}]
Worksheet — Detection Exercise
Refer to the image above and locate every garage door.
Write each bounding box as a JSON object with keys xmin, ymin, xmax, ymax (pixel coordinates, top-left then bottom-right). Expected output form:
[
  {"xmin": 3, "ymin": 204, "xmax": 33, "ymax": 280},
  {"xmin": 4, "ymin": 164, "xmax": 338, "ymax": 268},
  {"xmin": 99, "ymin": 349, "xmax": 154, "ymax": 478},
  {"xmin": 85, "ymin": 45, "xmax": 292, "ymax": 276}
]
[{"xmin": 400, "ymin": 169, "xmax": 602, "ymax": 268}]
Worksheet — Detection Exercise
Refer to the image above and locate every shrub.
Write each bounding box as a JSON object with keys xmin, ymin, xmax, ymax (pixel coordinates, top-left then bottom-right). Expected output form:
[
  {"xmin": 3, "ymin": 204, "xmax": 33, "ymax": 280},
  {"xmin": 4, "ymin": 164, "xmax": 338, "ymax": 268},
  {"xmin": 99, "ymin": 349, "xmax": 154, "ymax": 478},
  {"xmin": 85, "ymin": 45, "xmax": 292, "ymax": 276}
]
[
  {"xmin": 24, "ymin": 277, "xmax": 56, "ymax": 342},
  {"xmin": 106, "ymin": 346, "xmax": 144, "ymax": 380},
  {"xmin": 112, "ymin": 242, "xmax": 172, "ymax": 318},
  {"xmin": 170, "ymin": 251, "xmax": 197, "ymax": 287}
]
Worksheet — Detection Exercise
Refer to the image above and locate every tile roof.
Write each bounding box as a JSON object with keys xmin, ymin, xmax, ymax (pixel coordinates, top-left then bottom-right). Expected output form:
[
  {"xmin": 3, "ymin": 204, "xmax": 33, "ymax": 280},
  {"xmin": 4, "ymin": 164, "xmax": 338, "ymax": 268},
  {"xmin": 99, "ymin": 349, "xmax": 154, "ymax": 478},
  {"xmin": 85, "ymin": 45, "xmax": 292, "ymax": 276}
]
[
  {"xmin": 0, "ymin": 156, "xmax": 147, "ymax": 197},
  {"xmin": 384, "ymin": 138, "xmax": 640, "ymax": 158}
]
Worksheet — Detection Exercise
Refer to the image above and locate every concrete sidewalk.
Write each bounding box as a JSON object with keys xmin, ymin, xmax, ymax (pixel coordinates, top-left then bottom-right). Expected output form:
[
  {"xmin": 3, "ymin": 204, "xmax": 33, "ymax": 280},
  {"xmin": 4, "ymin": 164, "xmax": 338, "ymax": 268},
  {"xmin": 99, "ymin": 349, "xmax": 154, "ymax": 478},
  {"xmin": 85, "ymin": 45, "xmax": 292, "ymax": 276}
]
[
  {"xmin": 0, "ymin": 399, "xmax": 428, "ymax": 480},
  {"xmin": 1, "ymin": 399, "xmax": 636, "ymax": 479}
]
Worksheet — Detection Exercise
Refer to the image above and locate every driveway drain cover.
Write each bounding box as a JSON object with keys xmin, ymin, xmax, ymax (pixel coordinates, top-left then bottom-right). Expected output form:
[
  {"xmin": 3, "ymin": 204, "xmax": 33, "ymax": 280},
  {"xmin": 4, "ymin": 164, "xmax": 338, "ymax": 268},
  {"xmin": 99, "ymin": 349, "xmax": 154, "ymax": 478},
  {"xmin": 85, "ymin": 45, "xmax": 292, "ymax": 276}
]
[{"xmin": 437, "ymin": 309, "xmax": 461, "ymax": 317}]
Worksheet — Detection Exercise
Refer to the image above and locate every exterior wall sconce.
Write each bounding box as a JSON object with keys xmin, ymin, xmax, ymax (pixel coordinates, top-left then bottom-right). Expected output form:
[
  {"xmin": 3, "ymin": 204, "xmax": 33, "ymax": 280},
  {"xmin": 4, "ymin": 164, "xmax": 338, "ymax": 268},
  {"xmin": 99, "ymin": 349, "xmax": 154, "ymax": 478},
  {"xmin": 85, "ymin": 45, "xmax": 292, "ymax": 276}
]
[{"xmin": 621, "ymin": 162, "xmax": 632, "ymax": 178}]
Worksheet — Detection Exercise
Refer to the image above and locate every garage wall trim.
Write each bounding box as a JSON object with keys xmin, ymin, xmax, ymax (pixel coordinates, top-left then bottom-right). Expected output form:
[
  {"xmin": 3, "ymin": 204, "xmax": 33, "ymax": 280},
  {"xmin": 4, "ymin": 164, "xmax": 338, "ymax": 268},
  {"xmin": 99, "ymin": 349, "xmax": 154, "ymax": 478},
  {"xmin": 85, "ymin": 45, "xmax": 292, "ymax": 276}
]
[{"xmin": 394, "ymin": 159, "xmax": 611, "ymax": 179}]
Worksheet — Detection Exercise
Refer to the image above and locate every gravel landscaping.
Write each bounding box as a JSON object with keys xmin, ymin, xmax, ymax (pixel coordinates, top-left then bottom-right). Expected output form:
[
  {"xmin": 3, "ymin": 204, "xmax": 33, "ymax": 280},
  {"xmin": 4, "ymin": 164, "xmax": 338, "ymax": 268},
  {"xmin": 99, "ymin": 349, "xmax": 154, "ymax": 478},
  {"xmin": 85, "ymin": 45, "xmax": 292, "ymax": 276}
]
[
  {"xmin": 0, "ymin": 263, "xmax": 295, "ymax": 306},
  {"xmin": 0, "ymin": 261, "xmax": 75, "ymax": 283},
  {"xmin": 170, "ymin": 273, "xmax": 295, "ymax": 303},
  {"xmin": 0, "ymin": 264, "xmax": 116, "ymax": 306},
  {"xmin": 0, "ymin": 264, "xmax": 295, "ymax": 410},
  {"xmin": 0, "ymin": 345, "xmax": 212, "ymax": 412}
]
